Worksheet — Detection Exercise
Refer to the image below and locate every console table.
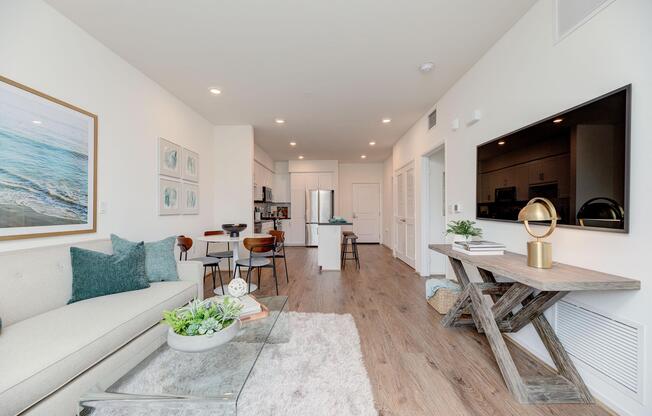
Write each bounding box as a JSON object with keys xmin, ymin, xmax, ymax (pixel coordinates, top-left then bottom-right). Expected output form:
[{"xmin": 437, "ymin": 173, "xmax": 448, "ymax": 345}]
[{"xmin": 429, "ymin": 244, "xmax": 640, "ymax": 405}]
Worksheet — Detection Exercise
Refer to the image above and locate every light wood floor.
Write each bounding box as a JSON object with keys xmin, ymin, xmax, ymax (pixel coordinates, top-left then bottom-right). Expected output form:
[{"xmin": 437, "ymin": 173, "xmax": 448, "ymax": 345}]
[{"xmin": 204, "ymin": 245, "xmax": 612, "ymax": 416}]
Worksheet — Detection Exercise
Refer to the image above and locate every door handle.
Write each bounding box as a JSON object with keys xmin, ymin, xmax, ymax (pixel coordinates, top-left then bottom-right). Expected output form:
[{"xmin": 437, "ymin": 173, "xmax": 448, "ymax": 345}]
[{"xmin": 352, "ymin": 213, "xmax": 357, "ymax": 219}]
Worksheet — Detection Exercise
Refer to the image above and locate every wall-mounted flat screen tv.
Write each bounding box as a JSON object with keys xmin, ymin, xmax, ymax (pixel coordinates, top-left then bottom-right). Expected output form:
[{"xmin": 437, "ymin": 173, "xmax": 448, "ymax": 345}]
[{"xmin": 476, "ymin": 85, "xmax": 630, "ymax": 232}]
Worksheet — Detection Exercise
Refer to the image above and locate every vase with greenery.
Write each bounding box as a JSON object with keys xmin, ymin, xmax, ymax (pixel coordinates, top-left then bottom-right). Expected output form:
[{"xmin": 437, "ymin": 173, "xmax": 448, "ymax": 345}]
[
  {"xmin": 446, "ymin": 220, "xmax": 482, "ymax": 242},
  {"xmin": 163, "ymin": 297, "xmax": 243, "ymax": 352}
]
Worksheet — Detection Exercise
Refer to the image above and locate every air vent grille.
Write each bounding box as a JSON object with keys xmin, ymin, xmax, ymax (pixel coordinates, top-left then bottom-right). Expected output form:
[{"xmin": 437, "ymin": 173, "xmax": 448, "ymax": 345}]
[
  {"xmin": 428, "ymin": 109, "xmax": 437, "ymax": 129},
  {"xmin": 556, "ymin": 300, "xmax": 643, "ymax": 400}
]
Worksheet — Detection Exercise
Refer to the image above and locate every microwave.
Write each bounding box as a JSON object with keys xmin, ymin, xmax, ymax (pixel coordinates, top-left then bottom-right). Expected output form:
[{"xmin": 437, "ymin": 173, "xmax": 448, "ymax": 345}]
[{"xmin": 262, "ymin": 186, "xmax": 273, "ymax": 202}]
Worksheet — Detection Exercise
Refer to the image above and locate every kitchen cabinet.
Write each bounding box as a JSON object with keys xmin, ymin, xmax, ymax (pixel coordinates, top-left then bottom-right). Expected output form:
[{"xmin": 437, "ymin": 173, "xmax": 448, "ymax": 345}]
[{"xmin": 254, "ymin": 162, "xmax": 274, "ymax": 201}]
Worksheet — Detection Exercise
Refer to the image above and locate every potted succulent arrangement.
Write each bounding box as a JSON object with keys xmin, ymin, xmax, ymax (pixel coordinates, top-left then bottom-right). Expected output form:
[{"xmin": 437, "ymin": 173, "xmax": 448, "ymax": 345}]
[
  {"xmin": 446, "ymin": 220, "xmax": 483, "ymax": 242},
  {"xmin": 163, "ymin": 297, "xmax": 243, "ymax": 353}
]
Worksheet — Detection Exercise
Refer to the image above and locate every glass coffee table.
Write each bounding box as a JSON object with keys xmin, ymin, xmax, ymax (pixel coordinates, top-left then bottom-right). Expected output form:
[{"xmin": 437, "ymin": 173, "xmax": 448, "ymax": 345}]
[{"xmin": 80, "ymin": 296, "xmax": 289, "ymax": 416}]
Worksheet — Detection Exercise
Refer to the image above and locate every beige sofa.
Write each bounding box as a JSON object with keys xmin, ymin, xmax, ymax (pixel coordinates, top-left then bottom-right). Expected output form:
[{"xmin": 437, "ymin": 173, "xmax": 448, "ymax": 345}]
[{"xmin": 0, "ymin": 239, "xmax": 204, "ymax": 416}]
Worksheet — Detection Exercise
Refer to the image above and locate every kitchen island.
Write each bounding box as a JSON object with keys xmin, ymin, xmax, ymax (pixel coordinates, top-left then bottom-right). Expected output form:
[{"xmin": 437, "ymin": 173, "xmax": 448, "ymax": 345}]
[{"xmin": 317, "ymin": 222, "xmax": 353, "ymax": 271}]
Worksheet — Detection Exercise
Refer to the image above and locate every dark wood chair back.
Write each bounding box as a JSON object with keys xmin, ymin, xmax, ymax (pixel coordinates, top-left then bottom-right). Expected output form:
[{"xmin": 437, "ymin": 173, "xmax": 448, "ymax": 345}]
[
  {"xmin": 204, "ymin": 230, "xmax": 224, "ymax": 236},
  {"xmin": 269, "ymin": 230, "xmax": 284, "ymax": 243},
  {"xmin": 177, "ymin": 235, "xmax": 193, "ymax": 260},
  {"xmin": 243, "ymin": 236, "xmax": 276, "ymax": 253}
]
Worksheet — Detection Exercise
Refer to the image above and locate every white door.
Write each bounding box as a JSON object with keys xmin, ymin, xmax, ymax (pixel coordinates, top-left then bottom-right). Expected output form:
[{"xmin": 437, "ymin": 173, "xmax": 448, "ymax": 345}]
[
  {"xmin": 394, "ymin": 162, "xmax": 416, "ymax": 268},
  {"xmin": 352, "ymin": 183, "xmax": 380, "ymax": 243}
]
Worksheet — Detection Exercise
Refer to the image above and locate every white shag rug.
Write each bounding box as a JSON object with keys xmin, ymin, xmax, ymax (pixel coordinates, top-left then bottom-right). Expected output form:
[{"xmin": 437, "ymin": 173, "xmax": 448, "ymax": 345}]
[
  {"xmin": 239, "ymin": 312, "xmax": 377, "ymax": 416},
  {"xmin": 87, "ymin": 312, "xmax": 377, "ymax": 416}
]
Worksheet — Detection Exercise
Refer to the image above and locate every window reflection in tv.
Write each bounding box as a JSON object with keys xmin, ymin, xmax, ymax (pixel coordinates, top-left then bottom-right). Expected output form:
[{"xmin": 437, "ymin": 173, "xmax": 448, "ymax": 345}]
[{"xmin": 476, "ymin": 85, "xmax": 629, "ymax": 232}]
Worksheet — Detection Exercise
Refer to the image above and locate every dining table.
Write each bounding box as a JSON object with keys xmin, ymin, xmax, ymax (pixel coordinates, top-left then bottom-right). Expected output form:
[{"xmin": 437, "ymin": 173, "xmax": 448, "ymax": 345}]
[{"xmin": 195, "ymin": 232, "xmax": 271, "ymax": 294}]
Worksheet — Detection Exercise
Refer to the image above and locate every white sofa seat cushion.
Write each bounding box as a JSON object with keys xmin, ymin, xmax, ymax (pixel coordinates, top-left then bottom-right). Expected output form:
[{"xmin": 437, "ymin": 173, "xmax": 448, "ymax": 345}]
[{"xmin": 0, "ymin": 281, "xmax": 196, "ymax": 416}]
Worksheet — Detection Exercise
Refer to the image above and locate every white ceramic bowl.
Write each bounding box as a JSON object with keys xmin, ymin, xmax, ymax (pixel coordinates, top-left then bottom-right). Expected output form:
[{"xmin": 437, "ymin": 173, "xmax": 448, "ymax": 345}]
[{"xmin": 167, "ymin": 319, "xmax": 241, "ymax": 353}]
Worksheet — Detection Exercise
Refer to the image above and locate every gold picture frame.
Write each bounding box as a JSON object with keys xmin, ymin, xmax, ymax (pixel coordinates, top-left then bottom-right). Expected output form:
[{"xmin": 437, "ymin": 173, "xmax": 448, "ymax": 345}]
[{"xmin": 0, "ymin": 75, "xmax": 98, "ymax": 240}]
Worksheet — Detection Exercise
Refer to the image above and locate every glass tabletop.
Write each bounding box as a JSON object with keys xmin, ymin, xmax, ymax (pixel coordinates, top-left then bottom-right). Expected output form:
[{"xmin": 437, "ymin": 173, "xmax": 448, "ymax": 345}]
[{"xmin": 80, "ymin": 296, "xmax": 289, "ymax": 416}]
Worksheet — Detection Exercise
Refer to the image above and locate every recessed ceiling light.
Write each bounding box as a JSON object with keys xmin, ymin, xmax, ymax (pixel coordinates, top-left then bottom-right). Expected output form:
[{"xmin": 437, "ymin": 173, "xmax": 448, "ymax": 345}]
[
  {"xmin": 381, "ymin": 118, "xmax": 391, "ymax": 124},
  {"xmin": 369, "ymin": 141, "xmax": 376, "ymax": 146},
  {"xmin": 498, "ymin": 140, "xmax": 506, "ymax": 146},
  {"xmin": 209, "ymin": 88, "xmax": 221, "ymax": 95},
  {"xmin": 553, "ymin": 118, "xmax": 564, "ymax": 123},
  {"xmin": 289, "ymin": 141, "xmax": 296, "ymax": 146},
  {"xmin": 361, "ymin": 155, "xmax": 367, "ymax": 159},
  {"xmin": 275, "ymin": 118, "xmax": 285, "ymax": 124},
  {"xmin": 32, "ymin": 120, "xmax": 42, "ymax": 125},
  {"xmin": 298, "ymin": 155, "xmax": 304, "ymax": 159},
  {"xmin": 419, "ymin": 62, "xmax": 435, "ymax": 73}
]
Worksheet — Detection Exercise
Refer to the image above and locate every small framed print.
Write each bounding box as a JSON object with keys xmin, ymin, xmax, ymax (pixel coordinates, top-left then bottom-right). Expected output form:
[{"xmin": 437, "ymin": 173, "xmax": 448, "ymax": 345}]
[
  {"xmin": 159, "ymin": 178, "xmax": 181, "ymax": 215},
  {"xmin": 182, "ymin": 183, "xmax": 199, "ymax": 215},
  {"xmin": 182, "ymin": 148, "xmax": 199, "ymax": 182},
  {"xmin": 158, "ymin": 138, "xmax": 181, "ymax": 178}
]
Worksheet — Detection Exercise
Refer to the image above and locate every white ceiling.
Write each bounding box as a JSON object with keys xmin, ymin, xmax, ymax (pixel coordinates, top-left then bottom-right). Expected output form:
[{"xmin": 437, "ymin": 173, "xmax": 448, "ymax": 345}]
[{"xmin": 45, "ymin": 0, "xmax": 535, "ymax": 162}]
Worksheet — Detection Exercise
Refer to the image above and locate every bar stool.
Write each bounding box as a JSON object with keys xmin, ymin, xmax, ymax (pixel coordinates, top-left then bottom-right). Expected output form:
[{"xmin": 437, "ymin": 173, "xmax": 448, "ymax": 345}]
[
  {"xmin": 204, "ymin": 230, "xmax": 234, "ymax": 275},
  {"xmin": 341, "ymin": 231, "xmax": 360, "ymax": 270},
  {"xmin": 177, "ymin": 235, "xmax": 224, "ymax": 292}
]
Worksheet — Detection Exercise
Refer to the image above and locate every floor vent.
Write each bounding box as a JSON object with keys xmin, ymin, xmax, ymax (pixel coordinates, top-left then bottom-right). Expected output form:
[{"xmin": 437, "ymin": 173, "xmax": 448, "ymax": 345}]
[
  {"xmin": 555, "ymin": 0, "xmax": 615, "ymax": 42},
  {"xmin": 556, "ymin": 300, "xmax": 643, "ymax": 401}
]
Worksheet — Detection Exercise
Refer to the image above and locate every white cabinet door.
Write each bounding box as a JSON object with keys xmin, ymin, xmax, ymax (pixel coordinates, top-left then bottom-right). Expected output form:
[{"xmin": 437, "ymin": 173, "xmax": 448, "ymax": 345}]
[
  {"xmin": 352, "ymin": 183, "xmax": 380, "ymax": 243},
  {"xmin": 317, "ymin": 172, "xmax": 333, "ymax": 190}
]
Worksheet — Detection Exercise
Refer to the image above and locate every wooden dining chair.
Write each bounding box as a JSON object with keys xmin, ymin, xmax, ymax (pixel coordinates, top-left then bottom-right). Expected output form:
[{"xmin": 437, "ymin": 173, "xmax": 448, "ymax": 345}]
[
  {"xmin": 235, "ymin": 236, "xmax": 279, "ymax": 295},
  {"xmin": 204, "ymin": 230, "xmax": 234, "ymax": 274},
  {"xmin": 177, "ymin": 235, "xmax": 225, "ymax": 292},
  {"xmin": 255, "ymin": 230, "xmax": 289, "ymax": 283}
]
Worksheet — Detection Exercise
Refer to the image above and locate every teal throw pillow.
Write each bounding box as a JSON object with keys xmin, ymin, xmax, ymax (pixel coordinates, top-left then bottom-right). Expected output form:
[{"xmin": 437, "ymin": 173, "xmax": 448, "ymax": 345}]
[
  {"xmin": 111, "ymin": 234, "xmax": 178, "ymax": 282},
  {"xmin": 69, "ymin": 243, "xmax": 150, "ymax": 304}
]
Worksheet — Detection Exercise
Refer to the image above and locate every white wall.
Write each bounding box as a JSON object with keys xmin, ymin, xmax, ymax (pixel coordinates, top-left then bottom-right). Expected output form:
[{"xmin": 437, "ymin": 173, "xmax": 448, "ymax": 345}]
[
  {"xmin": 338, "ymin": 163, "xmax": 384, "ymax": 223},
  {"xmin": 214, "ymin": 126, "xmax": 254, "ymax": 229},
  {"xmin": 392, "ymin": 0, "xmax": 652, "ymax": 414},
  {"xmin": 0, "ymin": 0, "xmax": 215, "ymax": 253},
  {"xmin": 254, "ymin": 143, "xmax": 274, "ymax": 172},
  {"xmin": 382, "ymin": 156, "xmax": 393, "ymax": 248}
]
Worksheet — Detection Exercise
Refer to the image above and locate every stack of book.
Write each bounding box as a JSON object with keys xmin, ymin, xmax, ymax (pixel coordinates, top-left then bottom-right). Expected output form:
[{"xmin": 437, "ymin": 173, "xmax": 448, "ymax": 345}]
[{"xmin": 453, "ymin": 240, "xmax": 505, "ymax": 256}]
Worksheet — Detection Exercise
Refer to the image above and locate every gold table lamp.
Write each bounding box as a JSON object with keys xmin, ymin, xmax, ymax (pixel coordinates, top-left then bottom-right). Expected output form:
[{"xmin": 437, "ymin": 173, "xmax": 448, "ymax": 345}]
[{"xmin": 518, "ymin": 197, "xmax": 558, "ymax": 268}]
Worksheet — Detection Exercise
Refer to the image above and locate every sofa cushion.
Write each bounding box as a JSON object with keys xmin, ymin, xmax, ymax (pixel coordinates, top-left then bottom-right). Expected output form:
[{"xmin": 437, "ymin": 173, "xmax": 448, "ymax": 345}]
[
  {"xmin": 111, "ymin": 234, "xmax": 179, "ymax": 282},
  {"xmin": 69, "ymin": 244, "xmax": 150, "ymax": 303},
  {"xmin": 0, "ymin": 281, "xmax": 196, "ymax": 416}
]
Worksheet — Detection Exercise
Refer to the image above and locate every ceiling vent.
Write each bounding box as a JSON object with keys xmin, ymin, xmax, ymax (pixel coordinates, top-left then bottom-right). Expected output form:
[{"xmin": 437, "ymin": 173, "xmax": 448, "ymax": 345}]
[
  {"xmin": 556, "ymin": 299, "xmax": 644, "ymax": 402},
  {"xmin": 428, "ymin": 109, "xmax": 437, "ymax": 130},
  {"xmin": 555, "ymin": 0, "xmax": 616, "ymax": 42}
]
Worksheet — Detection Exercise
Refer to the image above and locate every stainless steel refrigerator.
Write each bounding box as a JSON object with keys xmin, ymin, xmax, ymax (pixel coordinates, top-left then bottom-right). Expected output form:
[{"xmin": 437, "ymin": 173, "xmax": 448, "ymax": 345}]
[{"xmin": 305, "ymin": 189, "xmax": 334, "ymax": 246}]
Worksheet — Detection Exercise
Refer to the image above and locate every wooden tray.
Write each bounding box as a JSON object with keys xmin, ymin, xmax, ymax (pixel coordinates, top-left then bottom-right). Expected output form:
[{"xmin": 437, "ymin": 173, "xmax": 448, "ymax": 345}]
[{"xmin": 239, "ymin": 295, "xmax": 270, "ymax": 323}]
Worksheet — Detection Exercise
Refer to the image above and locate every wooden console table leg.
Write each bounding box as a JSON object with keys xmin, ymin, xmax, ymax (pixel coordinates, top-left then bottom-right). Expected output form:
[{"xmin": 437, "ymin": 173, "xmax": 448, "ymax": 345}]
[
  {"xmin": 448, "ymin": 257, "xmax": 483, "ymax": 332},
  {"xmin": 467, "ymin": 282, "xmax": 529, "ymax": 403}
]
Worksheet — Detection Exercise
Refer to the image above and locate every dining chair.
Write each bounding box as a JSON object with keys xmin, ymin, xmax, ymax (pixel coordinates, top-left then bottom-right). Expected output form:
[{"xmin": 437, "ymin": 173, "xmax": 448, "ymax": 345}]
[
  {"xmin": 204, "ymin": 230, "xmax": 234, "ymax": 274},
  {"xmin": 235, "ymin": 236, "xmax": 279, "ymax": 295},
  {"xmin": 254, "ymin": 230, "xmax": 289, "ymax": 283},
  {"xmin": 177, "ymin": 235, "xmax": 224, "ymax": 292}
]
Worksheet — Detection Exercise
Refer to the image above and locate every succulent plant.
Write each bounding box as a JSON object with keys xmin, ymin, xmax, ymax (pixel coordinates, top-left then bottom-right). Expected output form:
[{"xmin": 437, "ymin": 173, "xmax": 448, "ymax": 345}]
[{"xmin": 163, "ymin": 296, "xmax": 243, "ymax": 337}]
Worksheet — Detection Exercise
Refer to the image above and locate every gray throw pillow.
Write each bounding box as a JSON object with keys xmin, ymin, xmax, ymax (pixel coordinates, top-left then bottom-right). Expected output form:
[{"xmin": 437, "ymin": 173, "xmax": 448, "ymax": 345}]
[
  {"xmin": 69, "ymin": 243, "xmax": 150, "ymax": 304},
  {"xmin": 111, "ymin": 234, "xmax": 178, "ymax": 282}
]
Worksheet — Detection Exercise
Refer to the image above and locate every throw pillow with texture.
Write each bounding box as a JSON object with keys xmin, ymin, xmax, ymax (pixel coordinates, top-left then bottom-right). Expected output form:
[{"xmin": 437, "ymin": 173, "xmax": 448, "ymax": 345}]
[
  {"xmin": 69, "ymin": 243, "xmax": 150, "ymax": 304},
  {"xmin": 111, "ymin": 234, "xmax": 178, "ymax": 282}
]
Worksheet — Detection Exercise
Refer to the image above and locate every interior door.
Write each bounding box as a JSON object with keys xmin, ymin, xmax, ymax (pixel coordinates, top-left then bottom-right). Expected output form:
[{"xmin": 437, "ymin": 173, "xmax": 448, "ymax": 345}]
[
  {"xmin": 352, "ymin": 183, "xmax": 380, "ymax": 243},
  {"xmin": 394, "ymin": 162, "xmax": 415, "ymax": 268}
]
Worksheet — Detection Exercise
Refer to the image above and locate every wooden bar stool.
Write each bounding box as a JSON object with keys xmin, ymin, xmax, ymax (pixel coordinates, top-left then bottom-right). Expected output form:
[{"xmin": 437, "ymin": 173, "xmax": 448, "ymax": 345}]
[{"xmin": 341, "ymin": 231, "xmax": 360, "ymax": 270}]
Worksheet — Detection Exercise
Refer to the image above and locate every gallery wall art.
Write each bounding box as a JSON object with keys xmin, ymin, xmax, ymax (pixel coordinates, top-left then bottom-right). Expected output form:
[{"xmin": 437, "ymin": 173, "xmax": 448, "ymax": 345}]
[
  {"xmin": 0, "ymin": 75, "xmax": 97, "ymax": 240},
  {"xmin": 157, "ymin": 137, "xmax": 199, "ymax": 215}
]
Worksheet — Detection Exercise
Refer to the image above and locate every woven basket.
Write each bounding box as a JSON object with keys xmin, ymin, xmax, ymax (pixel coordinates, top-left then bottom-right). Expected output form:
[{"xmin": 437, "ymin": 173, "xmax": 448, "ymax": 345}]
[{"xmin": 428, "ymin": 288, "xmax": 459, "ymax": 315}]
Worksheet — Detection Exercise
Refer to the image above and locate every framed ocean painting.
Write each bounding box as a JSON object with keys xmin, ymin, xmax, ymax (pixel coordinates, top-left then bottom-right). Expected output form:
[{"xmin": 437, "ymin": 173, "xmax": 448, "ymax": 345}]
[
  {"xmin": 182, "ymin": 183, "xmax": 199, "ymax": 215},
  {"xmin": 159, "ymin": 178, "xmax": 181, "ymax": 215},
  {"xmin": 0, "ymin": 76, "xmax": 97, "ymax": 240},
  {"xmin": 158, "ymin": 137, "xmax": 181, "ymax": 178},
  {"xmin": 181, "ymin": 147, "xmax": 199, "ymax": 182}
]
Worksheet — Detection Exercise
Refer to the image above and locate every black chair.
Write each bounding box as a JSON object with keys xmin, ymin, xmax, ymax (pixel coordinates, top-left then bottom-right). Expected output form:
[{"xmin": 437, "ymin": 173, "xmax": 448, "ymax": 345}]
[
  {"xmin": 235, "ymin": 236, "xmax": 280, "ymax": 295},
  {"xmin": 253, "ymin": 230, "xmax": 289, "ymax": 284},
  {"xmin": 177, "ymin": 236, "xmax": 224, "ymax": 292},
  {"xmin": 341, "ymin": 231, "xmax": 360, "ymax": 270}
]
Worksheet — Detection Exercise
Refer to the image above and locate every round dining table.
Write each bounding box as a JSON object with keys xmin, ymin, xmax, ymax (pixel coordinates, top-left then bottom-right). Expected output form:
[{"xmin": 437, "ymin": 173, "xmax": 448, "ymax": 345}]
[{"xmin": 195, "ymin": 233, "xmax": 271, "ymax": 295}]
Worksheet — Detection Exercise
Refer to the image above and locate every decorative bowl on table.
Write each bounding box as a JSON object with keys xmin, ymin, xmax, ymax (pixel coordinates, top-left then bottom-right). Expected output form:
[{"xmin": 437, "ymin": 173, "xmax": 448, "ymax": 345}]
[
  {"xmin": 163, "ymin": 298, "xmax": 243, "ymax": 353},
  {"xmin": 222, "ymin": 223, "xmax": 247, "ymax": 237}
]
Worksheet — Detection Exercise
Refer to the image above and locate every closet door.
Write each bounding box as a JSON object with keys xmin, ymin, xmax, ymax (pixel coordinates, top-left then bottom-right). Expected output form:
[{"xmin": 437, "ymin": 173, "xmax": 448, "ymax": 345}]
[{"xmin": 394, "ymin": 162, "xmax": 415, "ymax": 268}]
